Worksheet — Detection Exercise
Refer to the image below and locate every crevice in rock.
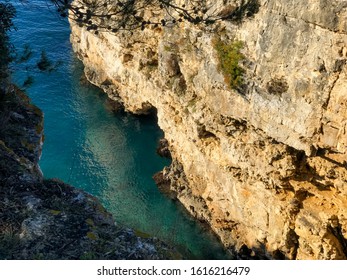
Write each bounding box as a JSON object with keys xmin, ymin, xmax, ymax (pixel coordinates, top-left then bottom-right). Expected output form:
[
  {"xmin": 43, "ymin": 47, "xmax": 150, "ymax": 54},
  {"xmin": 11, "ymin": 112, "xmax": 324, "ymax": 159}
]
[
  {"xmin": 322, "ymin": 66, "xmax": 343, "ymax": 110},
  {"xmin": 327, "ymin": 221, "xmax": 347, "ymax": 258},
  {"xmin": 317, "ymin": 151, "xmax": 347, "ymax": 169},
  {"xmin": 284, "ymin": 186, "xmax": 311, "ymax": 259},
  {"xmin": 285, "ymin": 228, "xmax": 300, "ymax": 259},
  {"xmin": 272, "ymin": 249, "xmax": 286, "ymax": 259},
  {"xmin": 218, "ymin": 115, "xmax": 247, "ymax": 137},
  {"xmin": 197, "ymin": 125, "xmax": 219, "ymax": 140}
]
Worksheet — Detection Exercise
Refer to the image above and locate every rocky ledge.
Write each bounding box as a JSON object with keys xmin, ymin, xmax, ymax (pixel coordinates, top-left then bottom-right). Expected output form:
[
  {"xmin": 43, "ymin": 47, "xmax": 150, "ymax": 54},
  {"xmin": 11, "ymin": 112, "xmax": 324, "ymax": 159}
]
[
  {"xmin": 69, "ymin": 0, "xmax": 347, "ymax": 259},
  {"xmin": 0, "ymin": 84, "xmax": 177, "ymax": 259}
]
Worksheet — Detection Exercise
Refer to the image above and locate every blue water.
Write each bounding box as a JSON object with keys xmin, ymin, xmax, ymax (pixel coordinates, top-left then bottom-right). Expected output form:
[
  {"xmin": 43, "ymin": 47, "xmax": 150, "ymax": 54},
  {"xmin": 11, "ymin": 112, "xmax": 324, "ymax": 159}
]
[{"xmin": 10, "ymin": 1, "xmax": 229, "ymax": 259}]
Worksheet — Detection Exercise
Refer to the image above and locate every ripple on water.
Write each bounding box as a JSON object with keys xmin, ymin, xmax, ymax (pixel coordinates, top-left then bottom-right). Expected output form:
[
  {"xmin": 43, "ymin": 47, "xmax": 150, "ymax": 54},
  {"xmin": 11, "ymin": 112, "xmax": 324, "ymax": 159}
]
[{"xmin": 11, "ymin": 0, "xmax": 230, "ymax": 259}]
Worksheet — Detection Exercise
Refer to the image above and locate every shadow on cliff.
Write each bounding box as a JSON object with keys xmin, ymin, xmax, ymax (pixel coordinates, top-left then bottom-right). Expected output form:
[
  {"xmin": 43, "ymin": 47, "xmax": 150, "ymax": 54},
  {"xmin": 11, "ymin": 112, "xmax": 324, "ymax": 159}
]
[{"xmin": 230, "ymin": 244, "xmax": 287, "ymax": 260}]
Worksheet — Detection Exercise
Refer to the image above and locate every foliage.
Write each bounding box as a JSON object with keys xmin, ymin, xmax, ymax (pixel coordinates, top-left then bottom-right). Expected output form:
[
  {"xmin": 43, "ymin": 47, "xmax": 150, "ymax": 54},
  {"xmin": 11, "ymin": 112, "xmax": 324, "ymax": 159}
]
[
  {"xmin": 213, "ymin": 38, "xmax": 245, "ymax": 90},
  {"xmin": 0, "ymin": 0, "xmax": 260, "ymax": 84},
  {"xmin": 0, "ymin": 1, "xmax": 15, "ymax": 33},
  {"xmin": 37, "ymin": 50, "xmax": 58, "ymax": 72},
  {"xmin": 222, "ymin": 0, "xmax": 260, "ymax": 22},
  {"xmin": 50, "ymin": 0, "xmax": 260, "ymax": 34},
  {"xmin": 0, "ymin": 1, "xmax": 16, "ymax": 79},
  {"xmin": 22, "ymin": 75, "xmax": 34, "ymax": 88},
  {"xmin": 0, "ymin": 2, "xmax": 57, "ymax": 88},
  {"xmin": 17, "ymin": 44, "xmax": 33, "ymax": 63}
]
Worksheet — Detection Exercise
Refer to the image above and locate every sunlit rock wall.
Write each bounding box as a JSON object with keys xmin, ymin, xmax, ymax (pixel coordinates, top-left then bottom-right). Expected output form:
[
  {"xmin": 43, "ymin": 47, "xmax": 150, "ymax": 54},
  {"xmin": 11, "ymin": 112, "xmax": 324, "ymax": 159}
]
[{"xmin": 70, "ymin": 0, "xmax": 347, "ymax": 259}]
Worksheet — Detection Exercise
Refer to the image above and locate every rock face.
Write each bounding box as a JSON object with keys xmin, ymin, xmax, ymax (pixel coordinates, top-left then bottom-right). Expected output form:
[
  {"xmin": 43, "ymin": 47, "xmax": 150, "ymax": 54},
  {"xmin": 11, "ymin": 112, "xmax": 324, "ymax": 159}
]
[
  {"xmin": 69, "ymin": 0, "xmax": 347, "ymax": 259},
  {"xmin": 0, "ymin": 85, "xmax": 176, "ymax": 259},
  {"xmin": 0, "ymin": 85, "xmax": 43, "ymax": 184}
]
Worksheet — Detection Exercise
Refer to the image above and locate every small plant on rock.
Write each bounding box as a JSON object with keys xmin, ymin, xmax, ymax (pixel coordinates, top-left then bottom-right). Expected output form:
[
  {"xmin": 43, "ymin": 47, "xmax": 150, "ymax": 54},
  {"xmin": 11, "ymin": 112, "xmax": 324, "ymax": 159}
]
[
  {"xmin": 266, "ymin": 77, "xmax": 289, "ymax": 95},
  {"xmin": 213, "ymin": 38, "xmax": 245, "ymax": 90}
]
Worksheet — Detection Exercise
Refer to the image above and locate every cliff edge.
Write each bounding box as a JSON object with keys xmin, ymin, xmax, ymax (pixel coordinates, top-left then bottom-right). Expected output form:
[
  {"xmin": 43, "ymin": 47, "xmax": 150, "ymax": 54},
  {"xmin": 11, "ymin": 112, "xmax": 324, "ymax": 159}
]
[{"xmin": 69, "ymin": 0, "xmax": 347, "ymax": 259}]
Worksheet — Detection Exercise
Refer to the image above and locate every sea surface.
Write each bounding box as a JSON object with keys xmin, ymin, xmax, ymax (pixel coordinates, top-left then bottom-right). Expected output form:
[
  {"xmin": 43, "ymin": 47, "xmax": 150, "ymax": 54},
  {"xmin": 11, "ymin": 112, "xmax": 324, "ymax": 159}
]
[{"xmin": 10, "ymin": 0, "xmax": 229, "ymax": 259}]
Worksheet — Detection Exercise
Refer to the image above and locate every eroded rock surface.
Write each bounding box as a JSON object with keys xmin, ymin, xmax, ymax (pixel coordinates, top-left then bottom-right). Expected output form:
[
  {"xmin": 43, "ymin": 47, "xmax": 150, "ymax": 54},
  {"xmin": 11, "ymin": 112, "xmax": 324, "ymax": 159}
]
[{"xmin": 69, "ymin": 0, "xmax": 347, "ymax": 259}]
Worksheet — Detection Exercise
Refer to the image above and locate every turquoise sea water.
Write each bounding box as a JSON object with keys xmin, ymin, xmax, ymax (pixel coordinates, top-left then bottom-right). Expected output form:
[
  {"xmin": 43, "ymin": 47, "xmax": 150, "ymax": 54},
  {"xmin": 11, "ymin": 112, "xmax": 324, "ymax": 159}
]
[{"xmin": 10, "ymin": 1, "xmax": 229, "ymax": 259}]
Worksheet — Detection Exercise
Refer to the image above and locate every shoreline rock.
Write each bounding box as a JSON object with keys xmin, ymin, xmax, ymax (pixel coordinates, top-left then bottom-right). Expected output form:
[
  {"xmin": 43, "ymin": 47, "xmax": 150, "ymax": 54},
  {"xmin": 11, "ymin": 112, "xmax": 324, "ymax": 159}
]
[
  {"xmin": 156, "ymin": 138, "xmax": 172, "ymax": 158},
  {"xmin": 0, "ymin": 84, "xmax": 178, "ymax": 260}
]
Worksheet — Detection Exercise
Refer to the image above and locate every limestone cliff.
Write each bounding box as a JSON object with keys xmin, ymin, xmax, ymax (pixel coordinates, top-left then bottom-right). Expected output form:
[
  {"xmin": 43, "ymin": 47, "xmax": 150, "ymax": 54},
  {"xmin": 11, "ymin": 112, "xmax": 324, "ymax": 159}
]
[
  {"xmin": 0, "ymin": 84, "xmax": 176, "ymax": 259},
  {"xmin": 69, "ymin": 0, "xmax": 347, "ymax": 259}
]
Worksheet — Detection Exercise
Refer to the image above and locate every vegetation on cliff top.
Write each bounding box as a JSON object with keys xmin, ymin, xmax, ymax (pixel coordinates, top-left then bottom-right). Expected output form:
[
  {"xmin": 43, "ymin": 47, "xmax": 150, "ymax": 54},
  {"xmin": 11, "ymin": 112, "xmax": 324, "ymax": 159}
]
[
  {"xmin": 0, "ymin": 1, "xmax": 16, "ymax": 79},
  {"xmin": 51, "ymin": 0, "xmax": 260, "ymax": 34}
]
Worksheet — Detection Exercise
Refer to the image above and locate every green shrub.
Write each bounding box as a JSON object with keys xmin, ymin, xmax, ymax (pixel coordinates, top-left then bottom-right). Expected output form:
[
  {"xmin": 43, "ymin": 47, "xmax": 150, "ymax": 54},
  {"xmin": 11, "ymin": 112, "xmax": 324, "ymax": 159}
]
[
  {"xmin": 0, "ymin": 1, "xmax": 16, "ymax": 79},
  {"xmin": 213, "ymin": 38, "xmax": 245, "ymax": 90}
]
